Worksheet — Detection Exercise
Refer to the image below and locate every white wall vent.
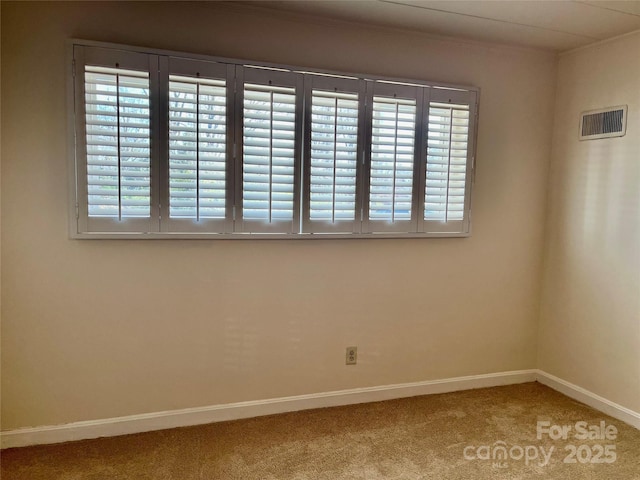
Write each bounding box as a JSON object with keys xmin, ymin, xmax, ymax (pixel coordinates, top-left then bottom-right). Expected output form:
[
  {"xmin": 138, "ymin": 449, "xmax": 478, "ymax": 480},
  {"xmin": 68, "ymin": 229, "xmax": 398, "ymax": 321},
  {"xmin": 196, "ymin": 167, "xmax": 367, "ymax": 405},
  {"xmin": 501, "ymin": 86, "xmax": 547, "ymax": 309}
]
[{"xmin": 579, "ymin": 105, "xmax": 627, "ymax": 140}]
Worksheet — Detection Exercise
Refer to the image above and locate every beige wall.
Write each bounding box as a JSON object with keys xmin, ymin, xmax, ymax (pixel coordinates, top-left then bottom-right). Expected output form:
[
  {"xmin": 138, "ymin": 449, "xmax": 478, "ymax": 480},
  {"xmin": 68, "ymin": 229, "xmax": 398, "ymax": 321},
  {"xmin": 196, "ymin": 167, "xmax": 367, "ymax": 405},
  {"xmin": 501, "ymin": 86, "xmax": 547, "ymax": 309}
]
[
  {"xmin": 538, "ymin": 32, "xmax": 640, "ymax": 413},
  {"xmin": 1, "ymin": 2, "xmax": 556, "ymax": 430}
]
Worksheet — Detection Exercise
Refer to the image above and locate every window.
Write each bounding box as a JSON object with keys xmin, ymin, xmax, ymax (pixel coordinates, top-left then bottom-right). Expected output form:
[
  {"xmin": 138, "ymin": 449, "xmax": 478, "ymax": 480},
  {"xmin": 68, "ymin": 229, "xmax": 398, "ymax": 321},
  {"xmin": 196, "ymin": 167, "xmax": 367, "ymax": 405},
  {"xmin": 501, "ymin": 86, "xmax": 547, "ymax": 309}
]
[
  {"xmin": 364, "ymin": 82, "xmax": 423, "ymax": 233},
  {"xmin": 238, "ymin": 69, "xmax": 303, "ymax": 234},
  {"xmin": 162, "ymin": 57, "xmax": 234, "ymax": 233},
  {"xmin": 303, "ymin": 76, "xmax": 363, "ymax": 234},
  {"xmin": 71, "ymin": 42, "xmax": 478, "ymax": 238}
]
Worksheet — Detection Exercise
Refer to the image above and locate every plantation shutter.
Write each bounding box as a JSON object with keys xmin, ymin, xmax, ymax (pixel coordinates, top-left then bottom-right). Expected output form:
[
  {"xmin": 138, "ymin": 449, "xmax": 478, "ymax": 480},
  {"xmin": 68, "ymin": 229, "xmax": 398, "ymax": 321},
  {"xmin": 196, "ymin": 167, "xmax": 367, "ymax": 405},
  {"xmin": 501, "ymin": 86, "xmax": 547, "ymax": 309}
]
[
  {"xmin": 72, "ymin": 41, "xmax": 479, "ymax": 239},
  {"xmin": 303, "ymin": 76, "xmax": 364, "ymax": 233},
  {"xmin": 363, "ymin": 82, "xmax": 424, "ymax": 233},
  {"xmin": 161, "ymin": 58, "xmax": 234, "ymax": 233},
  {"xmin": 74, "ymin": 46, "xmax": 159, "ymax": 233},
  {"xmin": 422, "ymin": 89, "xmax": 477, "ymax": 234},
  {"xmin": 236, "ymin": 67, "xmax": 303, "ymax": 233}
]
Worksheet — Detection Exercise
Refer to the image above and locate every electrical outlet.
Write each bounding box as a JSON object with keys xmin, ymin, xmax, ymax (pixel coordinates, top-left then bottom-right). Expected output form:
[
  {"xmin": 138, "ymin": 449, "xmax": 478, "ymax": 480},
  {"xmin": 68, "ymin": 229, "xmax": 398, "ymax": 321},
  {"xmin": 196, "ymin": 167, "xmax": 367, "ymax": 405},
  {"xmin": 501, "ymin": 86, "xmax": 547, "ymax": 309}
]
[{"xmin": 346, "ymin": 346, "xmax": 357, "ymax": 365}]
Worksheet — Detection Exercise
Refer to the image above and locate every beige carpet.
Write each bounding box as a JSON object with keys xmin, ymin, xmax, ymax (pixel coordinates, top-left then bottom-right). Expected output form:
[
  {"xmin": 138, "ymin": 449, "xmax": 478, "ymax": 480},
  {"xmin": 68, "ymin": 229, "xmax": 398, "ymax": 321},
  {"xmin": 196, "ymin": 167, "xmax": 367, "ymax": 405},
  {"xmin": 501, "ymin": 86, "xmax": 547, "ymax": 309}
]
[{"xmin": 2, "ymin": 382, "xmax": 639, "ymax": 479}]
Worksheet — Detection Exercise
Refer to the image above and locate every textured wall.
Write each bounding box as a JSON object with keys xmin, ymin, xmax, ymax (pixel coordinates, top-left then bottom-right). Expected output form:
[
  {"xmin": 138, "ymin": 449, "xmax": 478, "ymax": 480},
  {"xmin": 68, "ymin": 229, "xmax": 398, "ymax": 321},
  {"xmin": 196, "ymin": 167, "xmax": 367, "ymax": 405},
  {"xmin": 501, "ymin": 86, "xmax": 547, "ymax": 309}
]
[
  {"xmin": 1, "ymin": 1, "xmax": 556, "ymax": 430},
  {"xmin": 539, "ymin": 31, "xmax": 640, "ymax": 413}
]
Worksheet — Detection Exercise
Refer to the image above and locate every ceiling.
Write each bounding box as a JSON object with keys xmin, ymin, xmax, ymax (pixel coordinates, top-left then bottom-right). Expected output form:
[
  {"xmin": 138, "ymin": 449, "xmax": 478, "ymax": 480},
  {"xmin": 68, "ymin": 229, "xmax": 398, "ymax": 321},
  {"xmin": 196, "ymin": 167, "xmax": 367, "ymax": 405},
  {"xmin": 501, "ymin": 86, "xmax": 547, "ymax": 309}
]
[{"xmin": 239, "ymin": 0, "xmax": 640, "ymax": 51}]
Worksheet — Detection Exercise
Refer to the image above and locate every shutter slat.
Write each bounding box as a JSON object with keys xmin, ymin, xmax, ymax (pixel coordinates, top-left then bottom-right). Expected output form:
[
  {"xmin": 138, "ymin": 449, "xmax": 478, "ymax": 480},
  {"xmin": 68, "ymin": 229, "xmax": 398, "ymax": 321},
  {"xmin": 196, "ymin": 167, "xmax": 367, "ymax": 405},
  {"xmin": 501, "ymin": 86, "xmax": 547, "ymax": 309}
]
[
  {"xmin": 168, "ymin": 74, "xmax": 227, "ymax": 220},
  {"xmin": 242, "ymin": 82, "xmax": 297, "ymax": 223},
  {"xmin": 308, "ymin": 89, "xmax": 359, "ymax": 223},
  {"xmin": 84, "ymin": 65, "xmax": 151, "ymax": 218},
  {"xmin": 368, "ymin": 95, "xmax": 416, "ymax": 223},
  {"xmin": 425, "ymin": 102, "xmax": 469, "ymax": 222}
]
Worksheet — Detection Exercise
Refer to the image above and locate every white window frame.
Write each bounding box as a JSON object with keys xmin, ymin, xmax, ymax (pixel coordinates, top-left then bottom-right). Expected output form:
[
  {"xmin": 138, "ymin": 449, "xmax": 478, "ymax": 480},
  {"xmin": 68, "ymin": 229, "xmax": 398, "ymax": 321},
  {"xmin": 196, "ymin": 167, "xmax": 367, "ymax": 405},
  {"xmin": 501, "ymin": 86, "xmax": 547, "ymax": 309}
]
[
  {"xmin": 235, "ymin": 67, "xmax": 304, "ymax": 234},
  {"xmin": 69, "ymin": 40, "xmax": 479, "ymax": 239},
  {"xmin": 73, "ymin": 45, "xmax": 160, "ymax": 234},
  {"xmin": 422, "ymin": 88, "xmax": 477, "ymax": 235},
  {"xmin": 160, "ymin": 57, "xmax": 235, "ymax": 234},
  {"xmin": 303, "ymin": 75, "xmax": 365, "ymax": 234},
  {"xmin": 363, "ymin": 81, "xmax": 425, "ymax": 234}
]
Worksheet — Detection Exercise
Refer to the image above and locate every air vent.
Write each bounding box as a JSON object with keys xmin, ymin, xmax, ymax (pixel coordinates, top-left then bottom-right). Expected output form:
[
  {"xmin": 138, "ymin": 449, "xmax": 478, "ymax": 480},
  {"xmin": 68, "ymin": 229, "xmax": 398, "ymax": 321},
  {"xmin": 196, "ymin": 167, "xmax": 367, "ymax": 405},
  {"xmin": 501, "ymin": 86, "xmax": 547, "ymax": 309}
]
[{"xmin": 580, "ymin": 105, "xmax": 627, "ymax": 140}]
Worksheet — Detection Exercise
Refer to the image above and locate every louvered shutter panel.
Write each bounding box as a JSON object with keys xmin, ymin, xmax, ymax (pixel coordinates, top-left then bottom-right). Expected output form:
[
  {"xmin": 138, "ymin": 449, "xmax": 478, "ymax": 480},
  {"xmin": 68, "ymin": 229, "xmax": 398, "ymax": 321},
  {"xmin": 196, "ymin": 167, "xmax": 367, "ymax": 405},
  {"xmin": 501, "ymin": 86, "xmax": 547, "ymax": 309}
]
[
  {"xmin": 163, "ymin": 58, "xmax": 234, "ymax": 233},
  {"xmin": 84, "ymin": 66, "xmax": 151, "ymax": 219},
  {"xmin": 303, "ymin": 76, "xmax": 363, "ymax": 233},
  {"xmin": 73, "ymin": 42, "xmax": 479, "ymax": 238},
  {"xmin": 238, "ymin": 68, "xmax": 303, "ymax": 233},
  {"xmin": 423, "ymin": 89, "xmax": 476, "ymax": 234},
  {"xmin": 74, "ymin": 47, "xmax": 158, "ymax": 233},
  {"xmin": 364, "ymin": 82, "xmax": 423, "ymax": 233}
]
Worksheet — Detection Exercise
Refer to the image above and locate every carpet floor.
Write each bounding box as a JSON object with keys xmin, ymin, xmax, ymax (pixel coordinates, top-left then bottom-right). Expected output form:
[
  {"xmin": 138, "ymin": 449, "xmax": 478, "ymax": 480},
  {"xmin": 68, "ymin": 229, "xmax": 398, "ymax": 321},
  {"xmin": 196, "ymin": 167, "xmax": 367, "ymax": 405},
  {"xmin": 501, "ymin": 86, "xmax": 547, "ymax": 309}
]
[{"xmin": 2, "ymin": 382, "xmax": 639, "ymax": 479}]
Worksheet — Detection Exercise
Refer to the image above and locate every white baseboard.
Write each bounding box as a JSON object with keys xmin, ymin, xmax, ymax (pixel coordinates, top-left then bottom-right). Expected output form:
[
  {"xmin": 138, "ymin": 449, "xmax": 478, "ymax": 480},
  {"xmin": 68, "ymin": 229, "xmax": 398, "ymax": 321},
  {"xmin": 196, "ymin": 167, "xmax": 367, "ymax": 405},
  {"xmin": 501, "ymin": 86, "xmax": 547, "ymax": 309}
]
[
  {"xmin": 5, "ymin": 370, "xmax": 636, "ymax": 450},
  {"xmin": 1, "ymin": 369, "xmax": 536, "ymax": 449},
  {"xmin": 536, "ymin": 370, "xmax": 640, "ymax": 430}
]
